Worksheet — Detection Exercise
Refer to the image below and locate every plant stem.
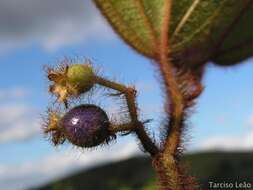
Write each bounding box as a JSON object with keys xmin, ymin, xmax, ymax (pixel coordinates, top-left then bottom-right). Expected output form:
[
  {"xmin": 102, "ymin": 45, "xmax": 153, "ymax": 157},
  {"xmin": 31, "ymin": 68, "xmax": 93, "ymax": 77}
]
[
  {"xmin": 154, "ymin": 1, "xmax": 189, "ymax": 189},
  {"xmin": 94, "ymin": 76, "xmax": 159, "ymax": 156},
  {"xmin": 109, "ymin": 123, "xmax": 135, "ymax": 133}
]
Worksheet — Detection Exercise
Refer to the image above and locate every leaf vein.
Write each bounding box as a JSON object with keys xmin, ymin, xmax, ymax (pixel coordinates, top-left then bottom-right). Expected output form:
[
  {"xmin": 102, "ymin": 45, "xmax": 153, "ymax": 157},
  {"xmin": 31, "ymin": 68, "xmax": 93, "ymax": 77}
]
[{"xmin": 171, "ymin": 0, "xmax": 200, "ymax": 40}]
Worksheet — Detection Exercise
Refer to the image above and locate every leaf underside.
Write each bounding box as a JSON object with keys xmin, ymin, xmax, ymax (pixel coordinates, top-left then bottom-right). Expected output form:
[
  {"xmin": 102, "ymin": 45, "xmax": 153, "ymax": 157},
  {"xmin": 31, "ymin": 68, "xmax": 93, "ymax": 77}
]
[{"xmin": 93, "ymin": 0, "xmax": 253, "ymax": 68}]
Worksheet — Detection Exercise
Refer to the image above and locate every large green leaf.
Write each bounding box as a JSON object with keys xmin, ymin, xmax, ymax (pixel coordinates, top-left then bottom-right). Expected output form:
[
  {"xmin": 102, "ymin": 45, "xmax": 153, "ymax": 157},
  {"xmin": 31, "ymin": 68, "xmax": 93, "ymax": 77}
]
[
  {"xmin": 93, "ymin": 0, "xmax": 253, "ymax": 68},
  {"xmin": 93, "ymin": 0, "xmax": 165, "ymax": 58},
  {"xmin": 212, "ymin": 1, "xmax": 253, "ymax": 65}
]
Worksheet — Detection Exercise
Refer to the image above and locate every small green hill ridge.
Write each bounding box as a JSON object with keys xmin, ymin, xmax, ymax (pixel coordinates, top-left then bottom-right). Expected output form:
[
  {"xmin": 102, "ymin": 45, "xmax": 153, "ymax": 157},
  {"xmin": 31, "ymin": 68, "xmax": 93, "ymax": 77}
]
[{"xmin": 35, "ymin": 151, "xmax": 253, "ymax": 190}]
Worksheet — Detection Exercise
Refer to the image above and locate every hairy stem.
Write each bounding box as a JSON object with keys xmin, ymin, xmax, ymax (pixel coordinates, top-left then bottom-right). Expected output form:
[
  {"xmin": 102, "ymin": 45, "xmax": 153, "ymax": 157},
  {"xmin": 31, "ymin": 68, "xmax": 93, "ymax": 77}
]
[
  {"xmin": 94, "ymin": 76, "xmax": 159, "ymax": 156},
  {"xmin": 154, "ymin": 1, "xmax": 189, "ymax": 189},
  {"xmin": 109, "ymin": 123, "xmax": 135, "ymax": 133}
]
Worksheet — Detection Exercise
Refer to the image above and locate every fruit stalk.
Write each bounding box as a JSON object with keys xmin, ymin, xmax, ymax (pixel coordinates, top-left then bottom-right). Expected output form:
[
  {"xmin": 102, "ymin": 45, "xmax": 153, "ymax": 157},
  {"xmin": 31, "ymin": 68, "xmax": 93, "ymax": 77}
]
[{"xmin": 95, "ymin": 76, "xmax": 159, "ymax": 156}]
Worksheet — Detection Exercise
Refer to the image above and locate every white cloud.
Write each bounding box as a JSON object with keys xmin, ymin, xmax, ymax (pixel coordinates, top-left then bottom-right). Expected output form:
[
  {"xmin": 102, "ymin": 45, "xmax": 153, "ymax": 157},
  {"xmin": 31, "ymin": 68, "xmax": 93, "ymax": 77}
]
[
  {"xmin": 135, "ymin": 81, "xmax": 156, "ymax": 93},
  {"xmin": 246, "ymin": 114, "xmax": 253, "ymax": 127},
  {"xmin": 0, "ymin": 87, "xmax": 29, "ymax": 101},
  {"xmin": 0, "ymin": 142, "xmax": 140, "ymax": 190},
  {"xmin": 194, "ymin": 113, "xmax": 253, "ymax": 151},
  {"xmin": 198, "ymin": 130, "xmax": 253, "ymax": 151},
  {"xmin": 0, "ymin": 104, "xmax": 40, "ymax": 143},
  {"xmin": 0, "ymin": 0, "xmax": 113, "ymax": 53}
]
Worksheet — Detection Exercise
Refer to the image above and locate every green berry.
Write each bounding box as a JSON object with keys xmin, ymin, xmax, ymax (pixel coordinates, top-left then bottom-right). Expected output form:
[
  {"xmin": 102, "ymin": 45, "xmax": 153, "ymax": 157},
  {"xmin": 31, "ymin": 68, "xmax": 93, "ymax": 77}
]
[{"xmin": 67, "ymin": 64, "xmax": 95, "ymax": 93}]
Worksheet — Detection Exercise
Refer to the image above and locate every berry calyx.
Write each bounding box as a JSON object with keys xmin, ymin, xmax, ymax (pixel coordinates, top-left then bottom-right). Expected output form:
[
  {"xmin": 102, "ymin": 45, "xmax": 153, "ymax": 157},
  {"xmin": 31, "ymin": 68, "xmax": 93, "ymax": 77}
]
[
  {"xmin": 43, "ymin": 109, "xmax": 66, "ymax": 146},
  {"xmin": 60, "ymin": 104, "xmax": 111, "ymax": 147}
]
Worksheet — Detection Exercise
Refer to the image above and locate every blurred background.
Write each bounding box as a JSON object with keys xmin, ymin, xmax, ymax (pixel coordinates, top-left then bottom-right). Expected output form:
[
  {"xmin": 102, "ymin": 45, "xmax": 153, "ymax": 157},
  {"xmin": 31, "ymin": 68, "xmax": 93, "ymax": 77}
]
[{"xmin": 0, "ymin": 0, "xmax": 253, "ymax": 190}]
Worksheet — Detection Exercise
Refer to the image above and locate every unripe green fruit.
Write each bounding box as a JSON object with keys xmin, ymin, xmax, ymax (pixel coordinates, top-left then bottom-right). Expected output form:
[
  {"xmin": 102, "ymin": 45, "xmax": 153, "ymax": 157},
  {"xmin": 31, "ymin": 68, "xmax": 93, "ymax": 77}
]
[{"xmin": 67, "ymin": 64, "xmax": 95, "ymax": 93}]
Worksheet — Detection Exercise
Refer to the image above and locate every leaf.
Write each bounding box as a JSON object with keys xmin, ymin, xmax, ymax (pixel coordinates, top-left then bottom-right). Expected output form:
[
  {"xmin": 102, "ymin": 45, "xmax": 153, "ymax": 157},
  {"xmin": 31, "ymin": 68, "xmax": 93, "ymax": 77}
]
[
  {"xmin": 93, "ymin": 0, "xmax": 253, "ymax": 68},
  {"xmin": 170, "ymin": 0, "xmax": 253, "ymax": 67},
  {"xmin": 93, "ymin": 0, "xmax": 164, "ymax": 58},
  {"xmin": 212, "ymin": 1, "xmax": 253, "ymax": 66}
]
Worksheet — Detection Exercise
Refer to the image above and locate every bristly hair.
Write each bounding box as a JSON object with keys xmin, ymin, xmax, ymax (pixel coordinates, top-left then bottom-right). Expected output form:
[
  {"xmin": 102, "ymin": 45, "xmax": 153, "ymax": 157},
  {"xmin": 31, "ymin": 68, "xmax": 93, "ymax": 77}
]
[
  {"xmin": 159, "ymin": 68, "xmax": 203, "ymax": 154},
  {"xmin": 154, "ymin": 67, "xmax": 202, "ymax": 190}
]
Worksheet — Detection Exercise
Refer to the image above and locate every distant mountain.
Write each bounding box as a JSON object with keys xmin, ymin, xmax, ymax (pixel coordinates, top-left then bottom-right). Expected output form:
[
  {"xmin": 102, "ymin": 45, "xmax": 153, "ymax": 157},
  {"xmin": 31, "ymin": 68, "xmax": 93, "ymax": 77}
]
[{"xmin": 35, "ymin": 151, "xmax": 253, "ymax": 190}]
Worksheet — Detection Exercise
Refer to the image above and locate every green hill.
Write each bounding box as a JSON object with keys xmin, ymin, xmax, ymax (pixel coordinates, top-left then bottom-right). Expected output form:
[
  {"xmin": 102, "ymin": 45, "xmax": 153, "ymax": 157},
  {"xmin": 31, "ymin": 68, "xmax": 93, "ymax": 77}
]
[{"xmin": 35, "ymin": 151, "xmax": 253, "ymax": 190}]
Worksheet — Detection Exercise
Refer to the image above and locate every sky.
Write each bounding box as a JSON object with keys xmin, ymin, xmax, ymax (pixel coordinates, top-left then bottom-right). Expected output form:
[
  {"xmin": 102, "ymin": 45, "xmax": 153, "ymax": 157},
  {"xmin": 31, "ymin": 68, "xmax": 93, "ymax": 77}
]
[{"xmin": 0, "ymin": 0, "xmax": 253, "ymax": 190}]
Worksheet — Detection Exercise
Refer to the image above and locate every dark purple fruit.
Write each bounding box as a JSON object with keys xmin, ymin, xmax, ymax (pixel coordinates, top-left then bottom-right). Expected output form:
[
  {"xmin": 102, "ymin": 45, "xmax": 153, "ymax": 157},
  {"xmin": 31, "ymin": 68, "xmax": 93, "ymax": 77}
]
[{"xmin": 60, "ymin": 104, "xmax": 110, "ymax": 147}]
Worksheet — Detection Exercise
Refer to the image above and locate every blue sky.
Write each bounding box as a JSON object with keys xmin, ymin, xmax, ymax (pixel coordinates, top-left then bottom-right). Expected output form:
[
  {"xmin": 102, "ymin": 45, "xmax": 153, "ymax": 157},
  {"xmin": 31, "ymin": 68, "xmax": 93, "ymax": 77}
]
[{"xmin": 0, "ymin": 0, "xmax": 253, "ymax": 190}]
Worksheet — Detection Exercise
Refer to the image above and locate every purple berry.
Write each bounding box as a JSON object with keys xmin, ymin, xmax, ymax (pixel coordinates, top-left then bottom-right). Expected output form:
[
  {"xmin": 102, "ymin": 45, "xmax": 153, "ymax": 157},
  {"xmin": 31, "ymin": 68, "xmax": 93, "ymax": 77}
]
[{"xmin": 60, "ymin": 104, "xmax": 110, "ymax": 147}]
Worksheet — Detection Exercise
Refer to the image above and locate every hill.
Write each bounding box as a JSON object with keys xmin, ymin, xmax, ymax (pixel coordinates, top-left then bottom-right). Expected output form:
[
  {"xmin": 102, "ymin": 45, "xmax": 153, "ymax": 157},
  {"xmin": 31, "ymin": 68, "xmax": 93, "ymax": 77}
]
[{"xmin": 35, "ymin": 151, "xmax": 253, "ymax": 190}]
